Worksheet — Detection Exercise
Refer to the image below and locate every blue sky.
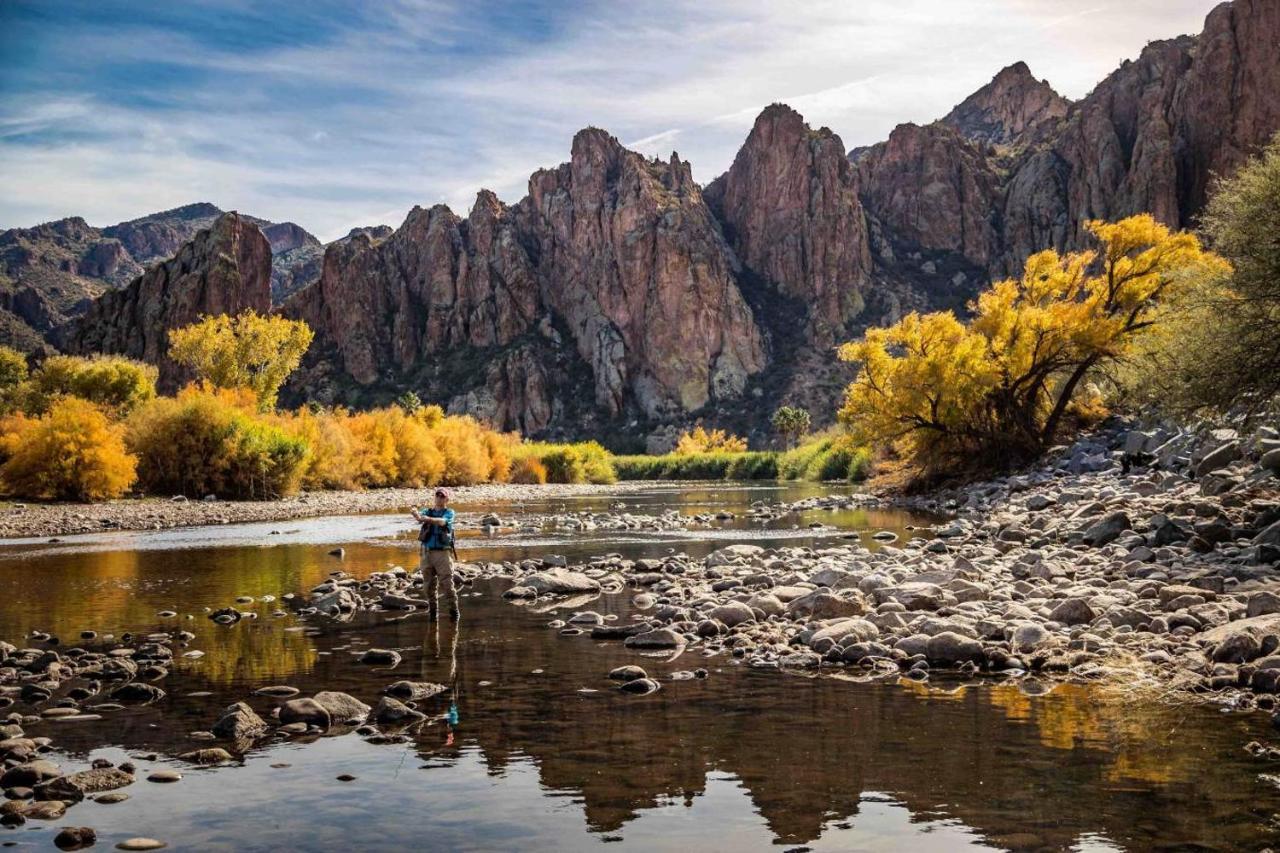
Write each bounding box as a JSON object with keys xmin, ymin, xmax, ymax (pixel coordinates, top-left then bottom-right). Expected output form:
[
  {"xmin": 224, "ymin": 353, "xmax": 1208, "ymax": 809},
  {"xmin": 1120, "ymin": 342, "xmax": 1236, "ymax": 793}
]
[{"xmin": 1, "ymin": 0, "xmax": 1221, "ymax": 241}]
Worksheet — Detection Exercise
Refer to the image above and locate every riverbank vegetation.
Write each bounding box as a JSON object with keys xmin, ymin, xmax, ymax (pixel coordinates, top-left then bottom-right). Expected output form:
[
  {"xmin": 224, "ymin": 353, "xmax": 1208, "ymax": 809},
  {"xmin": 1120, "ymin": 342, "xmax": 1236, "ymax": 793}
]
[{"xmin": 837, "ymin": 214, "xmax": 1229, "ymax": 479}]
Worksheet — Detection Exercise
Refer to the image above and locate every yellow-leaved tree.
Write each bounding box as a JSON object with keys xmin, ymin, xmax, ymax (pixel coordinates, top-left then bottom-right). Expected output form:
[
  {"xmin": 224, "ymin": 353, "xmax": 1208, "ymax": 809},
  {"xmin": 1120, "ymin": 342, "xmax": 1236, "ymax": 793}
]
[
  {"xmin": 169, "ymin": 311, "xmax": 314, "ymax": 410},
  {"xmin": 0, "ymin": 397, "xmax": 137, "ymax": 500},
  {"xmin": 838, "ymin": 214, "xmax": 1229, "ymax": 473},
  {"xmin": 674, "ymin": 425, "xmax": 748, "ymax": 454}
]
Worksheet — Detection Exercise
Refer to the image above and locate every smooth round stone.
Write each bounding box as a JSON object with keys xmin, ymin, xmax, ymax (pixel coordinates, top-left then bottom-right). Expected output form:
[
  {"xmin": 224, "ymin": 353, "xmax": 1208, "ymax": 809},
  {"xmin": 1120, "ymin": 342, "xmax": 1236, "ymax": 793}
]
[
  {"xmin": 146, "ymin": 770, "xmax": 182, "ymax": 783},
  {"xmin": 94, "ymin": 792, "xmax": 130, "ymax": 804},
  {"xmin": 253, "ymin": 685, "xmax": 299, "ymax": 697},
  {"xmin": 116, "ymin": 839, "xmax": 166, "ymax": 851}
]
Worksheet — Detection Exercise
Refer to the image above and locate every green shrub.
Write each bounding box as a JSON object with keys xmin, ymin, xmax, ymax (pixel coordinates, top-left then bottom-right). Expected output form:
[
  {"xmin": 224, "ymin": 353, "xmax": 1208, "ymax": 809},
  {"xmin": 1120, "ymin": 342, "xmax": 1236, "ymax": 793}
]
[
  {"xmin": 515, "ymin": 441, "xmax": 616, "ymax": 484},
  {"xmin": 613, "ymin": 451, "xmax": 778, "ymax": 481},
  {"xmin": 28, "ymin": 354, "xmax": 157, "ymax": 415}
]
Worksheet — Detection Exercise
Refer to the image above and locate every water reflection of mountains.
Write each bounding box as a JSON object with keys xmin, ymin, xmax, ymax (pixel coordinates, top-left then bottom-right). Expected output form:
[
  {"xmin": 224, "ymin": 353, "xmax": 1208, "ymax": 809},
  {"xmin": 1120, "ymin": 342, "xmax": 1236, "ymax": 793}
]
[{"xmin": 35, "ymin": 584, "xmax": 1276, "ymax": 852}]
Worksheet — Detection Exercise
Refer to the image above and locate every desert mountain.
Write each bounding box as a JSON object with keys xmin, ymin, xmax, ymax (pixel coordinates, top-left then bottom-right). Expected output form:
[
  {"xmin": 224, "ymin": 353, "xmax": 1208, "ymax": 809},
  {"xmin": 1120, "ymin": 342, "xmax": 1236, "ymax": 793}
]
[
  {"xmin": 35, "ymin": 0, "xmax": 1280, "ymax": 447},
  {"xmin": 0, "ymin": 203, "xmax": 324, "ymax": 351}
]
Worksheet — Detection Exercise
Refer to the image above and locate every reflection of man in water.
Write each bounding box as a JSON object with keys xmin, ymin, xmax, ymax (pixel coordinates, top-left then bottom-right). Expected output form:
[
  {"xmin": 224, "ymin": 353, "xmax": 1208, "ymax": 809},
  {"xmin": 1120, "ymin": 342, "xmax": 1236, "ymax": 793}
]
[
  {"xmin": 412, "ymin": 488, "xmax": 458, "ymax": 621},
  {"xmin": 423, "ymin": 613, "xmax": 461, "ymax": 747}
]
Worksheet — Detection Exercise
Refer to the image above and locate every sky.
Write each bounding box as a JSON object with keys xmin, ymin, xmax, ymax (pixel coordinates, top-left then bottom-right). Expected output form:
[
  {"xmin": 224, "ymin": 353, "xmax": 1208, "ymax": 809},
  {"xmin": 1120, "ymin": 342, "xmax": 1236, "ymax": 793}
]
[{"xmin": 0, "ymin": 0, "xmax": 1223, "ymax": 242}]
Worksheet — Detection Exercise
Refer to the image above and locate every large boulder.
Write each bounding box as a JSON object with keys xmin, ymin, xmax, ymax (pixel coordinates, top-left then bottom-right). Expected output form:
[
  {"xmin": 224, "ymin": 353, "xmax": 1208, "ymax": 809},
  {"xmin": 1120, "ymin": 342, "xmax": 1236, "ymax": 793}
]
[
  {"xmin": 34, "ymin": 767, "xmax": 134, "ymax": 803},
  {"xmin": 787, "ymin": 589, "xmax": 869, "ymax": 620},
  {"xmin": 1195, "ymin": 441, "xmax": 1242, "ymax": 478},
  {"xmin": 279, "ymin": 697, "xmax": 332, "ymax": 729},
  {"xmin": 312, "ymin": 691, "xmax": 372, "ymax": 724},
  {"xmin": 524, "ymin": 568, "xmax": 602, "ymax": 596},
  {"xmin": 623, "ymin": 628, "xmax": 685, "ymax": 649},
  {"xmin": 1201, "ymin": 614, "xmax": 1280, "ymax": 663},
  {"xmin": 807, "ymin": 618, "xmax": 879, "ymax": 653},
  {"xmin": 1083, "ymin": 512, "xmax": 1131, "ymax": 546},
  {"xmin": 925, "ymin": 632, "xmax": 985, "ymax": 665},
  {"xmin": 1048, "ymin": 598, "xmax": 1096, "ymax": 626},
  {"xmin": 708, "ymin": 602, "xmax": 756, "ymax": 628},
  {"xmin": 211, "ymin": 702, "xmax": 269, "ymax": 740}
]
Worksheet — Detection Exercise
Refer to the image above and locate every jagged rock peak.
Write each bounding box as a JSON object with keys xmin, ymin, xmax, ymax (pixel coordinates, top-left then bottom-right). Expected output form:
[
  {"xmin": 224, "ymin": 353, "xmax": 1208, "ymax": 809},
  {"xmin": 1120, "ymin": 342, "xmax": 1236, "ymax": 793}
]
[
  {"xmin": 261, "ymin": 221, "xmax": 319, "ymax": 254},
  {"xmin": 705, "ymin": 102, "xmax": 872, "ymax": 343},
  {"xmin": 942, "ymin": 61, "xmax": 1069, "ymax": 147}
]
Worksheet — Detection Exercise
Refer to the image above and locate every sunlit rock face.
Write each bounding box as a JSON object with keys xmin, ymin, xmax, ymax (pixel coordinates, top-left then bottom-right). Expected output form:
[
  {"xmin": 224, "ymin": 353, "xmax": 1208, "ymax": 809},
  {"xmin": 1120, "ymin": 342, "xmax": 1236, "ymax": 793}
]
[{"xmin": 705, "ymin": 104, "xmax": 872, "ymax": 345}]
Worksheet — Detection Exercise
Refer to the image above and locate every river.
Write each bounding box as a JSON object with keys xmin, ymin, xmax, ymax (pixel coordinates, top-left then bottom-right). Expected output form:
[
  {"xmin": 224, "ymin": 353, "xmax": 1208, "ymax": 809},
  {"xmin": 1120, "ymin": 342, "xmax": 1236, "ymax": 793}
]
[{"xmin": 1, "ymin": 482, "xmax": 1276, "ymax": 851}]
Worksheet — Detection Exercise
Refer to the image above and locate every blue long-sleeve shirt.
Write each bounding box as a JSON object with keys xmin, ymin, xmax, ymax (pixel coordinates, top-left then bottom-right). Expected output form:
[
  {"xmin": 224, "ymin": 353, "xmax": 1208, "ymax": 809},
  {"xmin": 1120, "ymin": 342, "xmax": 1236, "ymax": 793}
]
[{"xmin": 419, "ymin": 507, "xmax": 455, "ymax": 550}]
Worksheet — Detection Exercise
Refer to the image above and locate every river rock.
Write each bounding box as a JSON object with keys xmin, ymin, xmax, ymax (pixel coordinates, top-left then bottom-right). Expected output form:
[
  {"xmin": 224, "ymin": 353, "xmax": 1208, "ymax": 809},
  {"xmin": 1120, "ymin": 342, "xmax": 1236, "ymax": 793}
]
[
  {"xmin": 1048, "ymin": 598, "xmax": 1096, "ymax": 626},
  {"xmin": 808, "ymin": 618, "xmax": 878, "ymax": 653},
  {"xmin": 116, "ymin": 838, "xmax": 166, "ymax": 850},
  {"xmin": 619, "ymin": 677, "xmax": 661, "ymax": 695},
  {"xmin": 313, "ymin": 691, "xmax": 371, "ymax": 724},
  {"xmin": 523, "ymin": 568, "xmax": 602, "ymax": 596},
  {"xmin": 383, "ymin": 681, "xmax": 447, "ymax": 701},
  {"xmin": 54, "ymin": 826, "xmax": 96, "ymax": 850},
  {"xmin": 34, "ymin": 767, "xmax": 133, "ymax": 802},
  {"xmin": 358, "ymin": 648, "xmax": 402, "ymax": 667},
  {"xmin": 179, "ymin": 748, "xmax": 234, "ymax": 765},
  {"xmin": 787, "ymin": 589, "xmax": 868, "ymax": 619},
  {"xmin": 623, "ymin": 628, "xmax": 685, "ymax": 649},
  {"xmin": 369, "ymin": 696, "xmax": 426, "ymax": 726},
  {"xmin": 706, "ymin": 544, "xmax": 764, "ymax": 567},
  {"xmin": 926, "ymin": 632, "xmax": 985, "ymax": 665},
  {"xmin": 1083, "ymin": 512, "xmax": 1131, "ymax": 546},
  {"xmin": 608, "ymin": 665, "xmax": 648, "ymax": 682},
  {"xmin": 211, "ymin": 702, "xmax": 268, "ymax": 740},
  {"xmin": 2, "ymin": 760, "xmax": 61, "ymax": 788},
  {"xmin": 708, "ymin": 602, "xmax": 756, "ymax": 628},
  {"xmin": 109, "ymin": 683, "xmax": 165, "ymax": 703}
]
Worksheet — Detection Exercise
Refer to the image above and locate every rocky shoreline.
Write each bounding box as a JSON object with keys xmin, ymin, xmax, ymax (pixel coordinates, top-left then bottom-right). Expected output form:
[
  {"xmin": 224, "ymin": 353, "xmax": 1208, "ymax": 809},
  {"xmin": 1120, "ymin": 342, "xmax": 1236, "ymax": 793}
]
[
  {"xmin": 478, "ymin": 417, "xmax": 1280, "ymax": 712},
  {"xmin": 0, "ymin": 482, "xmax": 659, "ymax": 541}
]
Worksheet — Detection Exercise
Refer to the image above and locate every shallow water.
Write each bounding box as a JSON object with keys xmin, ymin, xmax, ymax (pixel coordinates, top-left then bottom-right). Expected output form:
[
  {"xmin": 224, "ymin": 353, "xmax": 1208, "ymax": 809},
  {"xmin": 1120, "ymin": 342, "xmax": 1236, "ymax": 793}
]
[{"xmin": 1, "ymin": 482, "xmax": 1277, "ymax": 852}]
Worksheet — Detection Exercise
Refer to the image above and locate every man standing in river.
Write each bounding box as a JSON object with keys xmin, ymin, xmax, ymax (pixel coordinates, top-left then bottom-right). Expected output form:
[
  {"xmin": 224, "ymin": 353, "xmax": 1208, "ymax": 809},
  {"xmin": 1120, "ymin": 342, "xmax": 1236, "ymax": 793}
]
[{"xmin": 412, "ymin": 489, "xmax": 458, "ymax": 620}]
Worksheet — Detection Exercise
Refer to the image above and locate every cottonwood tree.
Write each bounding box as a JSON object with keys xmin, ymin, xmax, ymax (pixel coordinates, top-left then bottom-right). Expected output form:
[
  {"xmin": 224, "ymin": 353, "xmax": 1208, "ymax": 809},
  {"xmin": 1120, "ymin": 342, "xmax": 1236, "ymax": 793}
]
[
  {"xmin": 838, "ymin": 214, "xmax": 1228, "ymax": 473},
  {"xmin": 169, "ymin": 311, "xmax": 314, "ymax": 410}
]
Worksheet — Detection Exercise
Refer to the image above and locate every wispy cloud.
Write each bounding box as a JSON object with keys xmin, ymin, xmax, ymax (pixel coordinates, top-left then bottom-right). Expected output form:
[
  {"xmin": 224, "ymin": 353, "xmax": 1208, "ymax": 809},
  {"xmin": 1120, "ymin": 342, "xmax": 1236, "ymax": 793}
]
[{"xmin": 0, "ymin": 0, "xmax": 1221, "ymax": 241}]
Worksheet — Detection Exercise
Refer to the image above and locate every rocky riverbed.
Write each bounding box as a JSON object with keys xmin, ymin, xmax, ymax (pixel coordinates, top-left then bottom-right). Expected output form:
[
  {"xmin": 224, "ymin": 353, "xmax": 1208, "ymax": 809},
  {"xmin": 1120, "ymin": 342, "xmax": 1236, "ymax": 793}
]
[
  {"xmin": 0, "ymin": 482, "xmax": 659, "ymax": 541},
  {"xmin": 3, "ymin": 418, "xmax": 1280, "ymax": 837},
  {"xmin": 474, "ymin": 418, "xmax": 1280, "ymax": 710}
]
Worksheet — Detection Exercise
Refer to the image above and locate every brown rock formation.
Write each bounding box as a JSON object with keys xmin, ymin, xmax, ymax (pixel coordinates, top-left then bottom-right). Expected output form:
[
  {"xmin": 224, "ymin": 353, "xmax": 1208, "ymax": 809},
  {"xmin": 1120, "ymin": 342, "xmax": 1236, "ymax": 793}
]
[
  {"xmin": 289, "ymin": 192, "xmax": 540, "ymax": 386},
  {"xmin": 854, "ymin": 122, "xmax": 1002, "ymax": 269},
  {"xmin": 62, "ymin": 212, "xmax": 271, "ymax": 387},
  {"xmin": 704, "ymin": 104, "xmax": 871, "ymax": 344},
  {"xmin": 942, "ymin": 61, "xmax": 1069, "ymax": 148},
  {"xmin": 516, "ymin": 129, "xmax": 765, "ymax": 416},
  {"xmin": 1003, "ymin": 0, "xmax": 1280, "ymax": 267}
]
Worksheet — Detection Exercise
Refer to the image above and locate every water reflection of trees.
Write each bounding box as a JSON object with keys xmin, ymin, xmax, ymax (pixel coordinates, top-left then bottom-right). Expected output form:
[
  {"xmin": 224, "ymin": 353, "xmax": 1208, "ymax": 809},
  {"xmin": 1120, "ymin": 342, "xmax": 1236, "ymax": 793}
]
[{"xmin": 8, "ymin": 566, "xmax": 1273, "ymax": 850}]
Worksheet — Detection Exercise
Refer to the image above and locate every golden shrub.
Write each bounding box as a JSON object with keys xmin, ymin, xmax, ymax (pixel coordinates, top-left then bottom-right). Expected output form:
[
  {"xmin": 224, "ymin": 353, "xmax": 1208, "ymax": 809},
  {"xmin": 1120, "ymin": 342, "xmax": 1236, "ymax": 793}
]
[
  {"xmin": 0, "ymin": 397, "xmax": 137, "ymax": 500},
  {"xmin": 126, "ymin": 385, "xmax": 307, "ymax": 499},
  {"xmin": 509, "ymin": 456, "xmax": 548, "ymax": 484},
  {"xmin": 675, "ymin": 425, "xmax": 748, "ymax": 454}
]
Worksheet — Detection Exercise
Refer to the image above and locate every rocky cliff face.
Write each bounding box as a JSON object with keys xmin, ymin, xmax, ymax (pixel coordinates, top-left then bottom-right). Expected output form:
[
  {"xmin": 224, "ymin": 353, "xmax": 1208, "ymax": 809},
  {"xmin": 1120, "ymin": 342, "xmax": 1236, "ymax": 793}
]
[
  {"xmin": 292, "ymin": 130, "xmax": 765, "ymax": 426},
  {"xmin": 290, "ymin": 192, "xmax": 540, "ymax": 386},
  {"xmin": 62, "ymin": 213, "xmax": 272, "ymax": 388},
  {"xmin": 704, "ymin": 104, "xmax": 871, "ymax": 344},
  {"xmin": 854, "ymin": 122, "xmax": 1002, "ymax": 270},
  {"xmin": 515, "ymin": 129, "xmax": 765, "ymax": 417},
  {"xmin": 942, "ymin": 62, "xmax": 1070, "ymax": 148}
]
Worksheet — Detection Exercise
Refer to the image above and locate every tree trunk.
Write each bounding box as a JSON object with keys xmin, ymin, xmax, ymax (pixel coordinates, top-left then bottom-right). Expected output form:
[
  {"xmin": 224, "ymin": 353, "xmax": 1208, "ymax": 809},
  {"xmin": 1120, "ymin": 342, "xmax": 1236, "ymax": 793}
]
[{"xmin": 1040, "ymin": 357, "xmax": 1098, "ymax": 449}]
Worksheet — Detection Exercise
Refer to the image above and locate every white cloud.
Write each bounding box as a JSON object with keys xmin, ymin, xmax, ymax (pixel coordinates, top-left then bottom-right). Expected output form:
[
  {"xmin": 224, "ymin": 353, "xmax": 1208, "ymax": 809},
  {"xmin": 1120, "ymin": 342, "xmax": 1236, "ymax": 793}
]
[{"xmin": 0, "ymin": 0, "xmax": 1224, "ymax": 241}]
